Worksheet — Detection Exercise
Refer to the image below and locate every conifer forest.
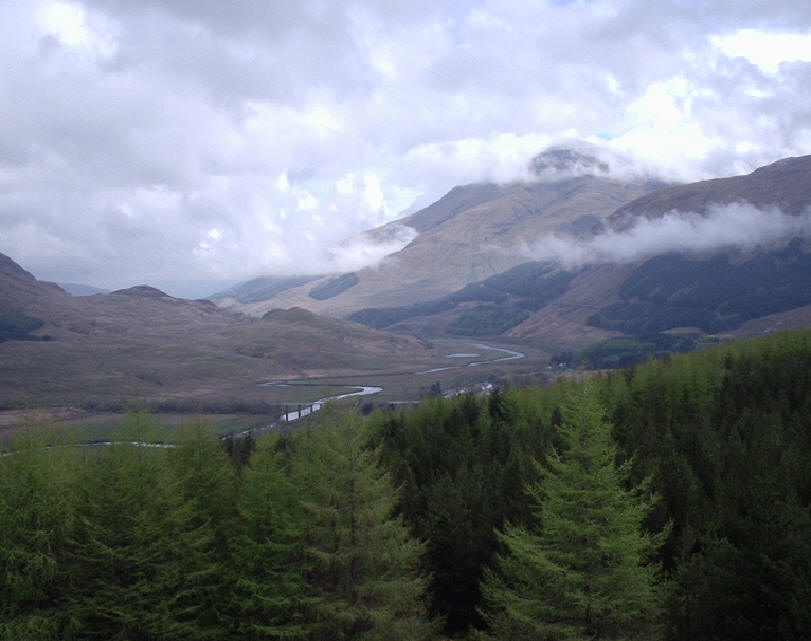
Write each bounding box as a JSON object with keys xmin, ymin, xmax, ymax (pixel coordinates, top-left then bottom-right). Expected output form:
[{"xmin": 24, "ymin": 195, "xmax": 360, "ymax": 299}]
[{"xmin": 2, "ymin": 329, "xmax": 810, "ymax": 641}]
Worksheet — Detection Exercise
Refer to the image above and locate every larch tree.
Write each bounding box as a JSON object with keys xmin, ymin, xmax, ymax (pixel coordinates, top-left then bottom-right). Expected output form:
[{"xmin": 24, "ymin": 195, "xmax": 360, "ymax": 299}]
[
  {"xmin": 480, "ymin": 386, "xmax": 665, "ymax": 641},
  {"xmin": 296, "ymin": 411, "xmax": 436, "ymax": 641},
  {"xmin": 0, "ymin": 429, "xmax": 77, "ymax": 640},
  {"xmin": 229, "ymin": 433, "xmax": 312, "ymax": 640}
]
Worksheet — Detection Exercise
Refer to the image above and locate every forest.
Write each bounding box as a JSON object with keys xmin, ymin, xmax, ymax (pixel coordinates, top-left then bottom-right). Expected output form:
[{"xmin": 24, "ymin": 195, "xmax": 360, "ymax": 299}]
[
  {"xmin": 588, "ymin": 241, "xmax": 811, "ymax": 335},
  {"xmin": 2, "ymin": 329, "xmax": 810, "ymax": 640}
]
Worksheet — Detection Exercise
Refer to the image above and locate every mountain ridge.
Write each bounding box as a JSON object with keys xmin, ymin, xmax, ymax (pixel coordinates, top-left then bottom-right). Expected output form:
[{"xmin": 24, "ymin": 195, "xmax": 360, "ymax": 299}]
[
  {"xmin": 215, "ymin": 170, "xmax": 662, "ymax": 317},
  {"xmin": 334, "ymin": 153, "xmax": 811, "ymax": 351},
  {"xmin": 0, "ymin": 252, "xmax": 437, "ymax": 408}
]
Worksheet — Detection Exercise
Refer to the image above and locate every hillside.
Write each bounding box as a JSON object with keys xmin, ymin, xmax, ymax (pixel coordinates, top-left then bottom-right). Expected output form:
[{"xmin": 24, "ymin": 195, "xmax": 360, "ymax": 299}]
[
  {"xmin": 609, "ymin": 154, "xmax": 811, "ymax": 228},
  {"xmin": 343, "ymin": 154, "xmax": 811, "ymax": 355},
  {"xmin": 212, "ymin": 147, "xmax": 663, "ymax": 316},
  {"xmin": 513, "ymin": 154, "xmax": 811, "ymax": 350},
  {"xmin": 0, "ymin": 254, "xmax": 437, "ymax": 408}
]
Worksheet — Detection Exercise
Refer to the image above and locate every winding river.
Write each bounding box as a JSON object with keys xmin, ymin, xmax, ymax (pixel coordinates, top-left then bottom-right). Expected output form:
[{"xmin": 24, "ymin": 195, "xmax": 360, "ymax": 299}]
[
  {"xmin": 234, "ymin": 343, "xmax": 528, "ymax": 435},
  {"xmin": 415, "ymin": 343, "xmax": 525, "ymax": 374}
]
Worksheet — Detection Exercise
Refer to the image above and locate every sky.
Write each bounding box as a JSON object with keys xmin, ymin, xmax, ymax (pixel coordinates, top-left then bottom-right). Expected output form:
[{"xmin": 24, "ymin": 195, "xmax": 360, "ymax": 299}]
[{"xmin": 1, "ymin": 0, "xmax": 811, "ymax": 297}]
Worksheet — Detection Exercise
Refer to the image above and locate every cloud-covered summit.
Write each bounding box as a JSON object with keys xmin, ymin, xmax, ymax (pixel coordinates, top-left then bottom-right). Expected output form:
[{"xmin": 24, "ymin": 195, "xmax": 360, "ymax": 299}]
[
  {"xmin": 531, "ymin": 146, "xmax": 611, "ymax": 179},
  {"xmin": 526, "ymin": 142, "xmax": 656, "ymax": 183}
]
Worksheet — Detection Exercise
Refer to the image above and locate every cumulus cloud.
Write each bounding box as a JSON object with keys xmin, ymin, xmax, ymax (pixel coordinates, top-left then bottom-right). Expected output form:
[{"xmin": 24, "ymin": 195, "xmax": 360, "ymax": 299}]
[
  {"xmin": 522, "ymin": 204, "xmax": 811, "ymax": 268},
  {"xmin": 1, "ymin": 1, "xmax": 810, "ymax": 295}
]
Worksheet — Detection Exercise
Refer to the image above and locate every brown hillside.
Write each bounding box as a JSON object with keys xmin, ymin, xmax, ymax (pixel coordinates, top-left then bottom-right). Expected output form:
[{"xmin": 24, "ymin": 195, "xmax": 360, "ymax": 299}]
[
  {"xmin": 0, "ymin": 254, "xmax": 437, "ymax": 408},
  {"xmin": 610, "ymin": 155, "xmax": 811, "ymax": 229},
  {"xmin": 232, "ymin": 175, "xmax": 659, "ymax": 317}
]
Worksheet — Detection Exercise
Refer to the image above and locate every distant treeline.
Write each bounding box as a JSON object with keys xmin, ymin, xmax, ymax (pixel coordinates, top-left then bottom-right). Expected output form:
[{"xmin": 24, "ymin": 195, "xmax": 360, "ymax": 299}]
[
  {"xmin": 573, "ymin": 332, "xmax": 718, "ymax": 369},
  {"xmin": 2, "ymin": 329, "xmax": 810, "ymax": 640},
  {"xmin": 78, "ymin": 397, "xmax": 294, "ymax": 415}
]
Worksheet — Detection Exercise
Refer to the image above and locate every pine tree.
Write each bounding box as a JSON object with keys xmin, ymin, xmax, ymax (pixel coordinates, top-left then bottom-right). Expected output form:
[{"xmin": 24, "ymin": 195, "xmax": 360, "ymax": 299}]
[
  {"xmin": 65, "ymin": 418, "xmax": 174, "ymax": 640},
  {"xmin": 371, "ymin": 390, "xmax": 550, "ymax": 634},
  {"xmin": 159, "ymin": 421, "xmax": 240, "ymax": 639},
  {"xmin": 481, "ymin": 386, "xmax": 664, "ymax": 641}
]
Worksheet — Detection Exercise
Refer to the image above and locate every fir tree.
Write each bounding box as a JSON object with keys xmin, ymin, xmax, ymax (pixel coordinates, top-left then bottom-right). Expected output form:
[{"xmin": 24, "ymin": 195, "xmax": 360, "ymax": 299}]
[
  {"xmin": 161, "ymin": 421, "xmax": 240, "ymax": 639},
  {"xmin": 481, "ymin": 386, "xmax": 664, "ymax": 641},
  {"xmin": 65, "ymin": 418, "xmax": 174, "ymax": 640}
]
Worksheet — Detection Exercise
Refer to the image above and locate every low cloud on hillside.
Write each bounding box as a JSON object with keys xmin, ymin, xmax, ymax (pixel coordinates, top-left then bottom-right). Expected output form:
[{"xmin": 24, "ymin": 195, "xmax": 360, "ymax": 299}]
[
  {"xmin": 521, "ymin": 203, "xmax": 811, "ymax": 268},
  {"xmin": 325, "ymin": 225, "xmax": 418, "ymax": 273}
]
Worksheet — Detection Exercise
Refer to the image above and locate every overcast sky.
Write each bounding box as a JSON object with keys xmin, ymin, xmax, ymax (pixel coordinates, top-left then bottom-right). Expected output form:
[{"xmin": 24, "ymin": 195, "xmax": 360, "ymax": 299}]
[{"xmin": 2, "ymin": 0, "xmax": 811, "ymax": 296}]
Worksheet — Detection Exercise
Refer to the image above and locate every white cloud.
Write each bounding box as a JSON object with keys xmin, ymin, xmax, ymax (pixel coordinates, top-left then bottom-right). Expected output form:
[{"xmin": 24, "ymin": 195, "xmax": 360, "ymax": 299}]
[
  {"xmin": 523, "ymin": 204, "xmax": 811, "ymax": 268},
  {"xmin": 363, "ymin": 174, "xmax": 385, "ymax": 213},
  {"xmin": 1, "ymin": 1, "xmax": 810, "ymax": 295},
  {"xmin": 37, "ymin": 0, "xmax": 118, "ymax": 61},
  {"xmin": 712, "ymin": 29, "xmax": 811, "ymax": 73}
]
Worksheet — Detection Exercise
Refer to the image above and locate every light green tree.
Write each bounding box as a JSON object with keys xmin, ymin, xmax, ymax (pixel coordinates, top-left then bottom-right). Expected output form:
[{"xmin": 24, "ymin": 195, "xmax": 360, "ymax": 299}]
[
  {"xmin": 481, "ymin": 386, "xmax": 665, "ymax": 641},
  {"xmin": 229, "ymin": 433, "xmax": 313, "ymax": 640},
  {"xmin": 161, "ymin": 421, "xmax": 240, "ymax": 639},
  {"xmin": 65, "ymin": 411, "xmax": 175, "ymax": 640},
  {"xmin": 297, "ymin": 412, "xmax": 437, "ymax": 641},
  {"xmin": 0, "ymin": 429, "xmax": 77, "ymax": 640}
]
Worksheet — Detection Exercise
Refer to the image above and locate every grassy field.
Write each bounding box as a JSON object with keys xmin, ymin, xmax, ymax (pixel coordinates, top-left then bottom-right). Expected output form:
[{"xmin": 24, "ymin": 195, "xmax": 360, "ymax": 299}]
[
  {"xmin": 0, "ymin": 411, "xmax": 281, "ymax": 445},
  {"xmin": 0, "ymin": 338, "xmax": 554, "ymax": 444}
]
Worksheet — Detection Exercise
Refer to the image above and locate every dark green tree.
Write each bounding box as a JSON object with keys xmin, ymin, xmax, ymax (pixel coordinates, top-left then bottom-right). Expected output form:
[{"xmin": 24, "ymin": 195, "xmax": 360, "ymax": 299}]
[
  {"xmin": 481, "ymin": 386, "xmax": 664, "ymax": 641},
  {"xmin": 372, "ymin": 390, "xmax": 550, "ymax": 634}
]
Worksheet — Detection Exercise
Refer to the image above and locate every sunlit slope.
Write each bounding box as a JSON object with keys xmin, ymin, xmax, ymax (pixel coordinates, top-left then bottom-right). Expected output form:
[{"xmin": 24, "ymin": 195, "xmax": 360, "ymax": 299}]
[
  {"xmin": 344, "ymin": 155, "xmax": 811, "ymax": 351},
  {"xmin": 214, "ymin": 154, "xmax": 660, "ymax": 317}
]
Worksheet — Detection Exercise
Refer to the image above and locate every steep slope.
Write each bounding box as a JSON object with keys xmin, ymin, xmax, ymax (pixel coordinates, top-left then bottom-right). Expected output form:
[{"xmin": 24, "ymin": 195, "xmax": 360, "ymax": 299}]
[
  {"xmin": 510, "ymin": 154, "xmax": 811, "ymax": 348},
  {"xmin": 345, "ymin": 155, "xmax": 811, "ymax": 355},
  {"xmin": 610, "ymin": 155, "xmax": 811, "ymax": 227},
  {"xmin": 0, "ymin": 254, "xmax": 436, "ymax": 408},
  {"xmin": 220, "ymin": 175, "xmax": 660, "ymax": 317}
]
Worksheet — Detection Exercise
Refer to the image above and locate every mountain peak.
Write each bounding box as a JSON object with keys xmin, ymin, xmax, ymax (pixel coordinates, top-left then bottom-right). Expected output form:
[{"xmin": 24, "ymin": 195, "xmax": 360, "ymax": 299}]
[
  {"xmin": 110, "ymin": 285, "xmax": 171, "ymax": 298},
  {"xmin": 530, "ymin": 145, "xmax": 611, "ymax": 179}
]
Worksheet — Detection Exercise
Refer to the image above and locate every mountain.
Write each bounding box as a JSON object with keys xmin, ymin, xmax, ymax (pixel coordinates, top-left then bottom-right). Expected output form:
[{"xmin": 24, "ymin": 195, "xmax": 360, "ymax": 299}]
[
  {"xmin": 0, "ymin": 254, "xmax": 436, "ymax": 408},
  {"xmin": 211, "ymin": 146, "xmax": 665, "ymax": 317},
  {"xmin": 342, "ymin": 154, "xmax": 811, "ymax": 357},
  {"xmin": 609, "ymin": 155, "xmax": 811, "ymax": 228}
]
